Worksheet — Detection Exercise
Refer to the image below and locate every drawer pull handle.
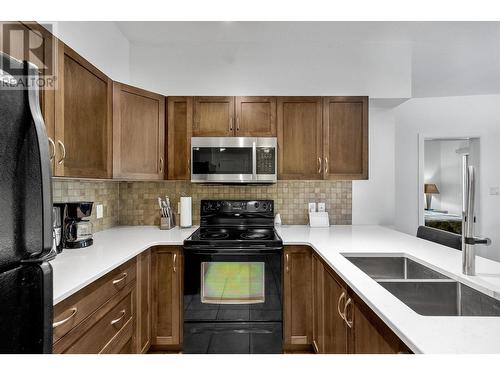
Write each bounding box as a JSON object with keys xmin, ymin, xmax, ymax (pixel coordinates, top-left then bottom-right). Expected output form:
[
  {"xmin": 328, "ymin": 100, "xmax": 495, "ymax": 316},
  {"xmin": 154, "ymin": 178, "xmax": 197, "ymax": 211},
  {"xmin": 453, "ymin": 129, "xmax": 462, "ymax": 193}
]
[
  {"xmin": 111, "ymin": 310, "xmax": 126, "ymax": 326},
  {"xmin": 343, "ymin": 298, "xmax": 353, "ymax": 328},
  {"xmin": 53, "ymin": 307, "xmax": 78, "ymax": 328},
  {"xmin": 173, "ymin": 253, "xmax": 177, "ymax": 273},
  {"xmin": 312, "ymin": 339, "xmax": 319, "ymax": 353},
  {"xmin": 285, "ymin": 253, "xmax": 289, "ymax": 273},
  {"xmin": 112, "ymin": 272, "xmax": 128, "ymax": 286},
  {"xmin": 337, "ymin": 292, "xmax": 346, "ymax": 320}
]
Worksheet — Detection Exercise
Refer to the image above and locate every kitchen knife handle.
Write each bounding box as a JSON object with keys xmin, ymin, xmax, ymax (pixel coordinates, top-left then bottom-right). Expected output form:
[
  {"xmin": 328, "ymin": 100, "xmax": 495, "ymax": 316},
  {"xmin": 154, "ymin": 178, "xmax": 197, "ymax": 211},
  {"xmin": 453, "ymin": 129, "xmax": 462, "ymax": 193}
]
[{"xmin": 53, "ymin": 307, "xmax": 78, "ymax": 328}]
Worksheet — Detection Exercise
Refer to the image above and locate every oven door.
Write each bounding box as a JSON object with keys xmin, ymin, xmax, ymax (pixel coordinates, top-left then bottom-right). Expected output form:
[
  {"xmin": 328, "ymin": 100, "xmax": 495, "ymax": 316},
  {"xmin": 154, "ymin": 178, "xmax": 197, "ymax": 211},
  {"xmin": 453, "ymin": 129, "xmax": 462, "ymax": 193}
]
[{"xmin": 183, "ymin": 249, "xmax": 282, "ymax": 353}]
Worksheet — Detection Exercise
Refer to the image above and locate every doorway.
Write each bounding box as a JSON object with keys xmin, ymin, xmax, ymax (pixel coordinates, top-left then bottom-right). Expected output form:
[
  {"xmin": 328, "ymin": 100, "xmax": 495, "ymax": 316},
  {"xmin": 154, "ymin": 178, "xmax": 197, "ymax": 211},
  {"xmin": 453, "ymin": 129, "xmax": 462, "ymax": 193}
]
[{"xmin": 419, "ymin": 137, "xmax": 480, "ymax": 235}]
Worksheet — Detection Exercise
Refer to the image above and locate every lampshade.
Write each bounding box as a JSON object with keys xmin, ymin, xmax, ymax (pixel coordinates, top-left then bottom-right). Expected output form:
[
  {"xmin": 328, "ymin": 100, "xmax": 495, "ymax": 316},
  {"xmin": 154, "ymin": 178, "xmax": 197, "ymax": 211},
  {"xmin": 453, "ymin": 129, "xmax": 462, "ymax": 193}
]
[{"xmin": 424, "ymin": 183, "xmax": 440, "ymax": 194}]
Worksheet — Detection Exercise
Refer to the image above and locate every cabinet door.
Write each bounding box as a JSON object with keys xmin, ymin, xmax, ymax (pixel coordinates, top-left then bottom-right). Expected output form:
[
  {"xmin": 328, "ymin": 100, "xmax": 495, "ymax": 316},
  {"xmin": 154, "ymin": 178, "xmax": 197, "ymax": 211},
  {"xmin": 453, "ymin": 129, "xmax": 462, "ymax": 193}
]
[
  {"xmin": 350, "ymin": 299, "xmax": 402, "ymax": 354},
  {"xmin": 193, "ymin": 96, "xmax": 234, "ymax": 136},
  {"xmin": 323, "ymin": 96, "xmax": 368, "ymax": 180},
  {"xmin": 323, "ymin": 269, "xmax": 348, "ymax": 353},
  {"xmin": 151, "ymin": 247, "xmax": 182, "ymax": 348},
  {"xmin": 113, "ymin": 82, "xmax": 165, "ymax": 179},
  {"xmin": 277, "ymin": 97, "xmax": 323, "ymax": 179},
  {"xmin": 283, "ymin": 246, "xmax": 313, "ymax": 350},
  {"xmin": 235, "ymin": 96, "xmax": 276, "ymax": 137},
  {"xmin": 55, "ymin": 42, "xmax": 112, "ymax": 178},
  {"xmin": 136, "ymin": 250, "xmax": 151, "ymax": 354},
  {"xmin": 312, "ymin": 254, "xmax": 324, "ymax": 353},
  {"xmin": 0, "ymin": 22, "xmax": 56, "ymax": 171},
  {"xmin": 167, "ymin": 97, "xmax": 193, "ymax": 180}
]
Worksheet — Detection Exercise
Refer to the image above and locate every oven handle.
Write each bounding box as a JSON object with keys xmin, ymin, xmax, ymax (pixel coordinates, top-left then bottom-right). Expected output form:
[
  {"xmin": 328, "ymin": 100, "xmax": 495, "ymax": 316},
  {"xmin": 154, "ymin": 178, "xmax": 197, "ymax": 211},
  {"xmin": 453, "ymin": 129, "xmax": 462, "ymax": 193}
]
[{"xmin": 184, "ymin": 248, "xmax": 283, "ymax": 255}]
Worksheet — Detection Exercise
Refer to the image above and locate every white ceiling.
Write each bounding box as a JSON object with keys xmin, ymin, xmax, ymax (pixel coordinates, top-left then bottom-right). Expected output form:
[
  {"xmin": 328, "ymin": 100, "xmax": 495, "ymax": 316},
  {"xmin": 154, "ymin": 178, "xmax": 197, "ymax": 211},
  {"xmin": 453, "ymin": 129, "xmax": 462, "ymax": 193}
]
[{"xmin": 115, "ymin": 21, "xmax": 500, "ymax": 98}]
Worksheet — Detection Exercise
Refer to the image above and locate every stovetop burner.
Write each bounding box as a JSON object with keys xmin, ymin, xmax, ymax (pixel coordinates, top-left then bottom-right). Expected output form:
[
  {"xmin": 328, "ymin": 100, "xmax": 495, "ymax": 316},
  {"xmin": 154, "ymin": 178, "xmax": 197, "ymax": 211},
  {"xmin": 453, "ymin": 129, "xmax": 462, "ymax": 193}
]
[
  {"xmin": 199, "ymin": 231, "xmax": 230, "ymax": 240},
  {"xmin": 183, "ymin": 200, "xmax": 283, "ymax": 251},
  {"xmin": 240, "ymin": 231, "xmax": 271, "ymax": 240}
]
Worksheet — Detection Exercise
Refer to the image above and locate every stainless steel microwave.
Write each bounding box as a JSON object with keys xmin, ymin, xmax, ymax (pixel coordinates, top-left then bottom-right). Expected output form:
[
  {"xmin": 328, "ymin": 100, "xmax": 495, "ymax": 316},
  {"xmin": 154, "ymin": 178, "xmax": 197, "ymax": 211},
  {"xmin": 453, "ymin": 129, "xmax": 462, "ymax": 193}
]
[{"xmin": 191, "ymin": 137, "xmax": 277, "ymax": 184}]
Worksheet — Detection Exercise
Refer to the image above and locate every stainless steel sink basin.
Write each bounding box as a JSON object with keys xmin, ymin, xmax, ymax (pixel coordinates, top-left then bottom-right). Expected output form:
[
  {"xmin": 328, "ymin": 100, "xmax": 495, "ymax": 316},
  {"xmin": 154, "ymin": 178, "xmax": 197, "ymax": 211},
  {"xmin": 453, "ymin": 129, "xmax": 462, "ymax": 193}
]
[
  {"xmin": 344, "ymin": 255, "xmax": 450, "ymax": 280},
  {"xmin": 379, "ymin": 280, "xmax": 500, "ymax": 316},
  {"xmin": 343, "ymin": 254, "xmax": 500, "ymax": 316}
]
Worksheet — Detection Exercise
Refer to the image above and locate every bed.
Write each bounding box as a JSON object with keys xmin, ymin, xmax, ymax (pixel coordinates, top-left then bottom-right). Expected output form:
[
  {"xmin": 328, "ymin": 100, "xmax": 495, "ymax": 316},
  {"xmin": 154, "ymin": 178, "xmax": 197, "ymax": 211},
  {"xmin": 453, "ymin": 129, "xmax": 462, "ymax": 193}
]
[{"xmin": 424, "ymin": 210, "xmax": 462, "ymax": 235}]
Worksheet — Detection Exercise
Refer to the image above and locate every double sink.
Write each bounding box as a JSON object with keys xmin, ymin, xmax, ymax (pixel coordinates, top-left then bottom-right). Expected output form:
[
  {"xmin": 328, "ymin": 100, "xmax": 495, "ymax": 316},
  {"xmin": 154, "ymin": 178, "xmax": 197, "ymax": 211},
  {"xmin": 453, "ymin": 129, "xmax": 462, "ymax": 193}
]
[{"xmin": 343, "ymin": 254, "xmax": 500, "ymax": 316}]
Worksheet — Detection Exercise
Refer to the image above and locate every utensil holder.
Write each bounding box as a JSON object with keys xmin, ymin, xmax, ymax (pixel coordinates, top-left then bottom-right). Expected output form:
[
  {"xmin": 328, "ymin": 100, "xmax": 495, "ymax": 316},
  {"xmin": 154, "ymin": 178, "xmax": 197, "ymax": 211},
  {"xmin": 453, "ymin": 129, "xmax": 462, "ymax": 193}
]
[{"xmin": 160, "ymin": 216, "xmax": 173, "ymax": 230}]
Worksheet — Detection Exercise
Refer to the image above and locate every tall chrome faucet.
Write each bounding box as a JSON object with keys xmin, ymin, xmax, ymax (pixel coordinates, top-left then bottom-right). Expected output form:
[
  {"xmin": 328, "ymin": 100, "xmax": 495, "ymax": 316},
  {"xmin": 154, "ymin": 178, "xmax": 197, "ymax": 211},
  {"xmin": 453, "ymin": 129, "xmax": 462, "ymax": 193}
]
[{"xmin": 462, "ymin": 154, "xmax": 491, "ymax": 275}]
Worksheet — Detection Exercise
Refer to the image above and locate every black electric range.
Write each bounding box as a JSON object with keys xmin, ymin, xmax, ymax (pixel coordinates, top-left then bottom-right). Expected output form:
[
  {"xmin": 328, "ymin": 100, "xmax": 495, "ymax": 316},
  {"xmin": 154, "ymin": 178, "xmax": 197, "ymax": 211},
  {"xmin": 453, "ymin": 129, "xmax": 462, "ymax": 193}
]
[{"xmin": 183, "ymin": 200, "xmax": 283, "ymax": 354}]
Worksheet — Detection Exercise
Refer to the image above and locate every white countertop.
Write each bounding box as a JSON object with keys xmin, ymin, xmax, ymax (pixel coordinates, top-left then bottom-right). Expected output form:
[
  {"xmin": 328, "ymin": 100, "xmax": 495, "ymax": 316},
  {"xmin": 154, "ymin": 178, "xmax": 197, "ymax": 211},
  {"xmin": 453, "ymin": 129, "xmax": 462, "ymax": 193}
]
[{"xmin": 50, "ymin": 224, "xmax": 500, "ymax": 354}]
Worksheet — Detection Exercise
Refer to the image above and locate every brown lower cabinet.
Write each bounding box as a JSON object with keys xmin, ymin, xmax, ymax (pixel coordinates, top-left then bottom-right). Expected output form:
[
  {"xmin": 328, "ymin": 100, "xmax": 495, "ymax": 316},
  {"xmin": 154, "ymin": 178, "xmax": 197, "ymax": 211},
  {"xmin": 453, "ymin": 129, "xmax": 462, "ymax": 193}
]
[
  {"xmin": 151, "ymin": 246, "xmax": 183, "ymax": 350},
  {"xmin": 283, "ymin": 246, "xmax": 313, "ymax": 351},
  {"xmin": 53, "ymin": 246, "xmax": 182, "ymax": 354},
  {"xmin": 53, "ymin": 244, "xmax": 409, "ymax": 354},
  {"xmin": 286, "ymin": 246, "xmax": 412, "ymax": 354}
]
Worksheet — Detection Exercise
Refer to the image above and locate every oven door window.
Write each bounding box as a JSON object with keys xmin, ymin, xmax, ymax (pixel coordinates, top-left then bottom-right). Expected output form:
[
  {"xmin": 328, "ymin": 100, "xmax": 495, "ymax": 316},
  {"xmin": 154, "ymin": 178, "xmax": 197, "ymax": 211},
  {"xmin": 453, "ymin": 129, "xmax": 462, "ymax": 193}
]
[
  {"xmin": 201, "ymin": 262, "xmax": 265, "ymax": 304},
  {"xmin": 192, "ymin": 147, "xmax": 252, "ymax": 174}
]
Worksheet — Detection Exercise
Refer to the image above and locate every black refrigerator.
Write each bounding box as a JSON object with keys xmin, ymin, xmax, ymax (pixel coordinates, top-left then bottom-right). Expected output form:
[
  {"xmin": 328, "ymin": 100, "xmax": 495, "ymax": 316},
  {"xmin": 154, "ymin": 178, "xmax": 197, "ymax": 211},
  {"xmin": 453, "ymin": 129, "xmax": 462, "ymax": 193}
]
[{"xmin": 0, "ymin": 52, "xmax": 56, "ymax": 353}]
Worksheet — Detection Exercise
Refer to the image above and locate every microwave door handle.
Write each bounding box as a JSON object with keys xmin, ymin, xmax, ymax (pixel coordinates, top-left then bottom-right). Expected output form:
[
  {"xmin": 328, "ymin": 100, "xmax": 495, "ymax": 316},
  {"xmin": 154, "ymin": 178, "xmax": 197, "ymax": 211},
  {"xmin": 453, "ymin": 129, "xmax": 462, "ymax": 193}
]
[{"xmin": 252, "ymin": 141, "xmax": 257, "ymax": 181}]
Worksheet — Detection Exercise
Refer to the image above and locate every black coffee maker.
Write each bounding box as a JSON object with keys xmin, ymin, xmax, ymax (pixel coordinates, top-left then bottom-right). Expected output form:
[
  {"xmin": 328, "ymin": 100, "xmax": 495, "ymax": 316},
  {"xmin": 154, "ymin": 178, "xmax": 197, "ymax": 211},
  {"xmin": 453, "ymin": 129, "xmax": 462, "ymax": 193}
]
[{"xmin": 55, "ymin": 202, "xmax": 94, "ymax": 249}]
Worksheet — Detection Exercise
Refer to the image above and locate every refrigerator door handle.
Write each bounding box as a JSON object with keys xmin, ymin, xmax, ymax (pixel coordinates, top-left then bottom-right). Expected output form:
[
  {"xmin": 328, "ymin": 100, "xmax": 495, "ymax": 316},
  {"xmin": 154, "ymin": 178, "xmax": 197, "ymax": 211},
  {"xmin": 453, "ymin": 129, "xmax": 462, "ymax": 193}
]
[{"xmin": 26, "ymin": 61, "xmax": 54, "ymax": 260}]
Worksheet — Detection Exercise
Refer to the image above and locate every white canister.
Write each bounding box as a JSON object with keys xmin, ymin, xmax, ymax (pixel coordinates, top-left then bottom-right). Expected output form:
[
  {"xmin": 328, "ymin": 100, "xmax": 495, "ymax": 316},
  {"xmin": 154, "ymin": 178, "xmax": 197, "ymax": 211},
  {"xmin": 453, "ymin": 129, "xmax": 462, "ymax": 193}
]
[{"xmin": 180, "ymin": 196, "xmax": 192, "ymax": 228}]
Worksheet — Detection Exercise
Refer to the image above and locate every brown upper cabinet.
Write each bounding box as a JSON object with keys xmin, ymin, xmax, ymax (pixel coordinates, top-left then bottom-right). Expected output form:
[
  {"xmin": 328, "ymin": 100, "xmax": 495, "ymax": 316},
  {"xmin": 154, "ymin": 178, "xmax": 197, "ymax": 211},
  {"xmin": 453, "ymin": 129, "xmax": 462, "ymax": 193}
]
[
  {"xmin": 235, "ymin": 96, "xmax": 276, "ymax": 136},
  {"xmin": 193, "ymin": 96, "xmax": 235, "ymax": 136},
  {"xmin": 277, "ymin": 97, "xmax": 323, "ymax": 180},
  {"xmin": 54, "ymin": 41, "xmax": 113, "ymax": 178},
  {"xmin": 113, "ymin": 82, "xmax": 165, "ymax": 180},
  {"xmin": 278, "ymin": 96, "xmax": 368, "ymax": 181},
  {"xmin": 193, "ymin": 96, "xmax": 277, "ymax": 137},
  {"xmin": 323, "ymin": 96, "xmax": 368, "ymax": 180},
  {"xmin": 167, "ymin": 97, "xmax": 193, "ymax": 180}
]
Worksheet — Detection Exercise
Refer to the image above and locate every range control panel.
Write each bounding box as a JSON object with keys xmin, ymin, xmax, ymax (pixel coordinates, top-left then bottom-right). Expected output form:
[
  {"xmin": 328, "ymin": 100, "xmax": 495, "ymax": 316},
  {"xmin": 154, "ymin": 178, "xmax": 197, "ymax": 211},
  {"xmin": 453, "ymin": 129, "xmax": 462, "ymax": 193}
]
[
  {"xmin": 201, "ymin": 200, "xmax": 274, "ymax": 214},
  {"xmin": 256, "ymin": 147, "xmax": 276, "ymax": 175}
]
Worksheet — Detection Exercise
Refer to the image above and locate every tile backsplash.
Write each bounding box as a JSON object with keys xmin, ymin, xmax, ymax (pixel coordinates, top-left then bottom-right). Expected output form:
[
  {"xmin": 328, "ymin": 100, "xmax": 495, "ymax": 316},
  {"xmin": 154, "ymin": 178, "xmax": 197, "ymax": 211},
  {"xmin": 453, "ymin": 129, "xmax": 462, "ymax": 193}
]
[
  {"xmin": 119, "ymin": 180, "xmax": 352, "ymax": 227},
  {"xmin": 53, "ymin": 179, "xmax": 352, "ymax": 232},
  {"xmin": 52, "ymin": 179, "xmax": 120, "ymax": 232}
]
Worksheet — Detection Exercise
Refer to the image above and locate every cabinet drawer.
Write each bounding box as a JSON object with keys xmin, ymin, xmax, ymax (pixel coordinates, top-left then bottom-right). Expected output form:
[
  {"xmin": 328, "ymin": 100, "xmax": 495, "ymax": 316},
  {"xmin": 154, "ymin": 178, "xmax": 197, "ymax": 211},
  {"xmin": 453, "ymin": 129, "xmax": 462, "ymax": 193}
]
[
  {"xmin": 53, "ymin": 259, "xmax": 137, "ymax": 342},
  {"xmin": 58, "ymin": 287, "xmax": 134, "ymax": 354}
]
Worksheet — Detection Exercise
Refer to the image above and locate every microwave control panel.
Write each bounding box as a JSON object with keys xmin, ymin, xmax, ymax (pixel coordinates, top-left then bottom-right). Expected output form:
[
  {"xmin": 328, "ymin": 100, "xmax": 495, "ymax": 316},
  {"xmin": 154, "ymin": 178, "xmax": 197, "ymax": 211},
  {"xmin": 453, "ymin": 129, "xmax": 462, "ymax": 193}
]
[{"xmin": 256, "ymin": 147, "xmax": 275, "ymax": 174}]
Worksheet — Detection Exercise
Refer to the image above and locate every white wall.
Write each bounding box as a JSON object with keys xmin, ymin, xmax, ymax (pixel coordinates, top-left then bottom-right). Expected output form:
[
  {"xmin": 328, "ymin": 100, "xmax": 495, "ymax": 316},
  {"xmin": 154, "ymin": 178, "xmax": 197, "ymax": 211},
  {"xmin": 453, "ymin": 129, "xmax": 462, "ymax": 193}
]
[
  {"xmin": 395, "ymin": 95, "xmax": 500, "ymax": 261},
  {"xmin": 352, "ymin": 106, "xmax": 395, "ymax": 226},
  {"xmin": 128, "ymin": 42, "xmax": 411, "ymax": 98},
  {"xmin": 47, "ymin": 21, "xmax": 130, "ymax": 83},
  {"xmin": 438, "ymin": 140, "xmax": 468, "ymax": 215}
]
